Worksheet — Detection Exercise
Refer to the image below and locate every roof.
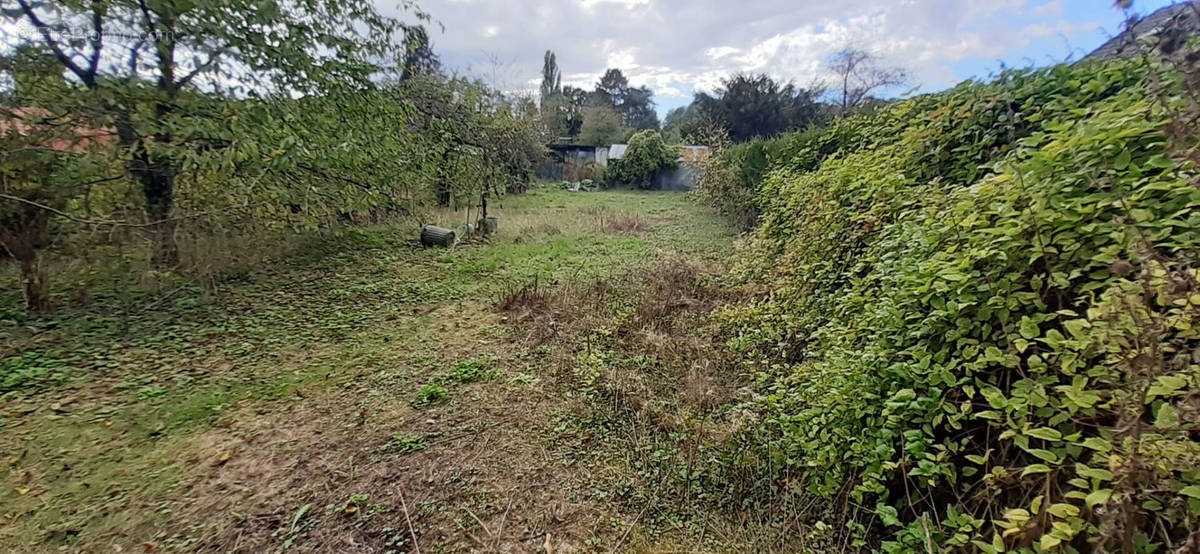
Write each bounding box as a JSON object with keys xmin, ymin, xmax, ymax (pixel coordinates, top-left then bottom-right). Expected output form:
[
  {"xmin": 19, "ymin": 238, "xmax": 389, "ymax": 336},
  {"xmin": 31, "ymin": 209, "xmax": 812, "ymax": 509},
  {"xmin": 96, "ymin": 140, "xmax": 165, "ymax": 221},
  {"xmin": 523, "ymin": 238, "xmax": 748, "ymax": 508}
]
[
  {"xmin": 1084, "ymin": 1, "xmax": 1200, "ymax": 60},
  {"xmin": 607, "ymin": 144, "xmax": 628, "ymax": 159},
  {"xmin": 0, "ymin": 106, "xmax": 114, "ymax": 151}
]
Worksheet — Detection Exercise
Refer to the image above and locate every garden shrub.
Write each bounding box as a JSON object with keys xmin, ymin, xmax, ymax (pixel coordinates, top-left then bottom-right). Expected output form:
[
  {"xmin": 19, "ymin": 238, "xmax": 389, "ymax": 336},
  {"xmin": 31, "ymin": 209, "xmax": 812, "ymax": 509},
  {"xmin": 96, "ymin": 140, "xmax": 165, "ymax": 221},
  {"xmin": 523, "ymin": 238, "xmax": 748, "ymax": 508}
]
[
  {"xmin": 719, "ymin": 57, "xmax": 1200, "ymax": 551},
  {"xmin": 606, "ymin": 130, "xmax": 678, "ymax": 189}
]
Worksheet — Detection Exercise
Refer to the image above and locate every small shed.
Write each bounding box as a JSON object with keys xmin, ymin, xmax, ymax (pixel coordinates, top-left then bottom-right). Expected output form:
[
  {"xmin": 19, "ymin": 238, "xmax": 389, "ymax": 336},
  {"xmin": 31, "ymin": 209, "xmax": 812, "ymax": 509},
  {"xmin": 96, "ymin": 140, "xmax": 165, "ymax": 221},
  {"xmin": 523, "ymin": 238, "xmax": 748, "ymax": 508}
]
[
  {"xmin": 607, "ymin": 144, "xmax": 628, "ymax": 160},
  {"xmin": 536, "ymin": 144, "xmax": 609, "ymax": 181}
]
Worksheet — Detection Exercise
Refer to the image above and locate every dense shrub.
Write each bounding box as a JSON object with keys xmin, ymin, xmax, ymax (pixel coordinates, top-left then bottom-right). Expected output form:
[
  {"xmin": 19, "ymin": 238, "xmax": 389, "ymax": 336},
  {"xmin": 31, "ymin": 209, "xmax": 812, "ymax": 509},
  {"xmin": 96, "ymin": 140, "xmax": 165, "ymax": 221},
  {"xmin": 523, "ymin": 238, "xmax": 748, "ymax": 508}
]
[
  {"xmin": 719, "ymin": 57, "xmax": 1200, "ymax": 551},
  {"xmin": 695, "ymin": 117, "xmax": 878, "ymax": 228},
  {"xmin": 606, "ymin": 130, "xmax": 679, "ymax": 189}
]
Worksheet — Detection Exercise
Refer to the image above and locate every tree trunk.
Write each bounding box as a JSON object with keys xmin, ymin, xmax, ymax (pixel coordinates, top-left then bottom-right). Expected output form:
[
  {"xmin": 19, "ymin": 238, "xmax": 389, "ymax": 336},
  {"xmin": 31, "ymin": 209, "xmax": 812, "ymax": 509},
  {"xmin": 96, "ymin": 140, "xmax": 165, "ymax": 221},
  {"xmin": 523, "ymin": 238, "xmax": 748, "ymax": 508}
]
[
  {"xmin": 113, "ymin": 99, "xmax": 180, "ymax": 269},
  {"xmin": 138, "ymin": 157, "xmax": 180, "ymax": 268},
  {"xmin": 1, "ymin": 206, "xmax": 52, "ymax": 311},
  {"xmin": 19, "ymin": 255, "xmax": 50, "ymax": 311}
]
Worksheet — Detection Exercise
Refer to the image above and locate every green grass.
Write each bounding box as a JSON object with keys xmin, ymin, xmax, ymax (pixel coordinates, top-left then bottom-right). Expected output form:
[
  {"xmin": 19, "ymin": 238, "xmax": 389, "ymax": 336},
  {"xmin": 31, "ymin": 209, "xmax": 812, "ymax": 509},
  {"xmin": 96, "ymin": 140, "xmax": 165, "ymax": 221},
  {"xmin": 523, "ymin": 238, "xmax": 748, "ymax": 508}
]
[{"xmin": 0, "ymin": 187, "xmax": 737, "ymax": 550}]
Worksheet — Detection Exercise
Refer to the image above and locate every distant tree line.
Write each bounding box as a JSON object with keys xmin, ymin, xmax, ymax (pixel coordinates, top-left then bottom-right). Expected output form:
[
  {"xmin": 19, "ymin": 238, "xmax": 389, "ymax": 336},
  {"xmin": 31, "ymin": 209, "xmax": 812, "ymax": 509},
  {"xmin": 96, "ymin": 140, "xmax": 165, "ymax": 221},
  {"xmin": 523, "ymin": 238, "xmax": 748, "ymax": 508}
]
[
  {"xmin": 539, "ymin": 51, "xmax": 659, "ymax": 145},
  {"xmin": 662, "ymin": 46, "xmax": 908, "ymax": 145}
]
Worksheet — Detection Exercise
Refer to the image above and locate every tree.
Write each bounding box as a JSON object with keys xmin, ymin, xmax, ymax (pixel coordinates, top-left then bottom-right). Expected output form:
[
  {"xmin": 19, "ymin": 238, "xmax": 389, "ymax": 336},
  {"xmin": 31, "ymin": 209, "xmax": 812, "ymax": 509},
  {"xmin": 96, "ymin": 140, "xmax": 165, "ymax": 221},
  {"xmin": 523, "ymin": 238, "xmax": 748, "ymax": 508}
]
[
  {"xmin": 606, "ymin": 130, "xmax": 677, "ymax": 189},
  {"xmin": 826, "ymin": 47, "xmax": 908, "ymax": 113},
  {"xmin": 0, "ymin": 125, "xmax": 71, "ymax": 311},
  {"xmin": 621, "ymin": 86, "xmax": 660, "ymax": 130},
  {"xmin": 561, "ymin": 85, "xmax": 589, "ymax": 137},
  {"xmin": 577, "ymin": 105, "xmax": 629, "ymax": 146},
  {"xmin": 4, "ymin": 0, "xmax": 415, "ymax": 267},
  {"xmin": 0, "ymin": 45, "xmax": 104, "ymax": 310},
  {"xmin": 401, "ymin": 25, "xmax": 441, "ymax": 81},
  {"xmin": 539, "ymin": 50, "xmax": 563, "ymax": 102},
  {"xmin": 590, "ymin": 68, "xmax": 658, "ymax": 130},
  {"xmin": 692, "ymin": 73, "xmax": 825, "ymax": 142},
  {"xmin": 662, "ymin": 105, "xmax": 704, "ymax": 144},
  {"xmin": 0, "ymin": 44, "xmax": 65, "ymax": 99},
  {"xmin": 401, "ymin": 75, "xmax": 544, "ymax": 206},
  {"xmin": 593, "ymin": 68, "xmax": 630, "ymax": 108},
  {"xmin": 539, "ymin": 50, "xmax": 568, "ymax": 138}
]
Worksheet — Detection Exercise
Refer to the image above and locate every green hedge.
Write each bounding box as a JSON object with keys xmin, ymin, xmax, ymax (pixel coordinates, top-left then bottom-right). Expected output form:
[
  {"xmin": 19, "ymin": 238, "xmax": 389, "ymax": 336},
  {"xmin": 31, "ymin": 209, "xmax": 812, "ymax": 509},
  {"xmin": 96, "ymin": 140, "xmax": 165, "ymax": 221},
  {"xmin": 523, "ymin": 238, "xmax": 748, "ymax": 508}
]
[{"xmin": 719, "ymin": 58, "xmax": 1200, "ymax": 551}]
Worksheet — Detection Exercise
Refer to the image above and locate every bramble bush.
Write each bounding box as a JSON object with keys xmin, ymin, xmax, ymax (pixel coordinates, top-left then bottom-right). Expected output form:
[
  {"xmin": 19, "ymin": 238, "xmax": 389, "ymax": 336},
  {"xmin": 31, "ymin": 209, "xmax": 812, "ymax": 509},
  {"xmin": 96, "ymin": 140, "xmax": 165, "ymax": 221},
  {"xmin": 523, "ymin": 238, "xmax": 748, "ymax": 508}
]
[
  {"xmin": 606, "ymin": 130, "xmax": 678, "ymax": 189},
  {"xmin": 714, "ymin": 53, "xmax": 1200, "ymax": 551}
]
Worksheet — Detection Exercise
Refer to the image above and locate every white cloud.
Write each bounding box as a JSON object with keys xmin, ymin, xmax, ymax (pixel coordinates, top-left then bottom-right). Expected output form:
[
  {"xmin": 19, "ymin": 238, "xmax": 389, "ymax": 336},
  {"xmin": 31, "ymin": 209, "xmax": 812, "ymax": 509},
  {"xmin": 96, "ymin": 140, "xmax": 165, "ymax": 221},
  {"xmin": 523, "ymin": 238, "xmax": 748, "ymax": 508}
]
[{"xmin": 409, "ymin": 0, "xmax": 1150, "ymax": 113}]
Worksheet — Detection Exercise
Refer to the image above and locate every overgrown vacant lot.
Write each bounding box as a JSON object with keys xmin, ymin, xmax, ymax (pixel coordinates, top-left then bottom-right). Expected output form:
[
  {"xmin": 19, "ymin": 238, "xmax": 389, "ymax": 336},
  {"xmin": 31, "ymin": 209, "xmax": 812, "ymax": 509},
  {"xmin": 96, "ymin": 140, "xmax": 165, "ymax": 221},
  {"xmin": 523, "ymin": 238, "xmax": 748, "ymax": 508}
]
[{"xmin": 0, "ymin": 189, "xmax": 767, "ymax": 552}]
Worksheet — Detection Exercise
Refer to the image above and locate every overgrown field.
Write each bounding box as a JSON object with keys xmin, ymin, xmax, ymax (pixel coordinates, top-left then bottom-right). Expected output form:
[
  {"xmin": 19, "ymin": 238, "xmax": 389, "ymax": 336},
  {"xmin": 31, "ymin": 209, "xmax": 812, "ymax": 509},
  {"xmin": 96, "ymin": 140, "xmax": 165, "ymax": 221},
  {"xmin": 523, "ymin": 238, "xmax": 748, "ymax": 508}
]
[
  {"xmin": 1, "ymin": 188, "xmax": 767, "ymax": 552},
  {"xmin": 697, "ymin": 50, "xmax": 1200, "ymax": 552}
]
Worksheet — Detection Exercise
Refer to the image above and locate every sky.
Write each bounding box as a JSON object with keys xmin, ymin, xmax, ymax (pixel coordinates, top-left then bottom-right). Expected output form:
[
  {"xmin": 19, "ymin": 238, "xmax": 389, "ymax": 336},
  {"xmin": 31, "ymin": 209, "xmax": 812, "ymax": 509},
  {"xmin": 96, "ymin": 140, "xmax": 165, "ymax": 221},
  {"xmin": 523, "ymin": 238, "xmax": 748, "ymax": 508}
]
[{"xmin": 403, "ymin": 0, "xmax": 1177, "ymax": 116}]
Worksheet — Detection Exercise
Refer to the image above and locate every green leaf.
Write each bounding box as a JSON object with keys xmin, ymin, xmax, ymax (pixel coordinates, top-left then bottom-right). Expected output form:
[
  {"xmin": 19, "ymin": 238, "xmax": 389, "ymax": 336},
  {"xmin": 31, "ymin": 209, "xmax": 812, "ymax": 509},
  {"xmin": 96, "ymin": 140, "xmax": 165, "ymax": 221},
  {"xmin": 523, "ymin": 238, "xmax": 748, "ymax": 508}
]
[
  {"xmin": 876, "ymin": 504, "xmax": 900, "ymax": 527},
  {"xmin": 1081, "ymin": 437, "xmax": 1112, "ymax": 452},
  {"xmin": 1026, "ymin": 427, "xmax": 1062, "ymax": 441},
  {"xmin": 1046, "ymin": 503, "xmax": 1079, "ymax": 518},
  {"xmin": 1179, "ymin": 485, "xmax": 1200, "ymax": 500},
  {"xmin": 1147, "ymin": 375, "xmax": 1188, "ymax": 399},
  {"xmin": 1026, "ymin": 448, "xmax": 1059, "ymax": 463},
  {"xmin": 1086, "ymin": 489, "xmax": 1112, "ymax": 508},
  {"xmin": 1112, "ymin": 149, "xmax": 1131, "ymax": 170},
  {"xmin": 1022, "ymin": 464, "xmax": 1052, "ymax": 476},
  {"xmin": 1154, "ymin": 403, "xmax": 1179, "ymax": 429},
  {"xmin": 1018, "ymin": 316, "xmax": 1040, "ymax": 339}
]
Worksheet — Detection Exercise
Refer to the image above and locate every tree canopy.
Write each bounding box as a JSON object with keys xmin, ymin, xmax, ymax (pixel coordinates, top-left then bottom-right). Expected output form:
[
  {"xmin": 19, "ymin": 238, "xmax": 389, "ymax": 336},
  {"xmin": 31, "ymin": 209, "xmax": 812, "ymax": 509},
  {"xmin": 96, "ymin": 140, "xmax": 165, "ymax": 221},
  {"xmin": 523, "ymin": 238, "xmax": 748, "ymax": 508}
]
[{"xmin": 692, "ymin": 73, "xmax": 825, "ymax": 142}]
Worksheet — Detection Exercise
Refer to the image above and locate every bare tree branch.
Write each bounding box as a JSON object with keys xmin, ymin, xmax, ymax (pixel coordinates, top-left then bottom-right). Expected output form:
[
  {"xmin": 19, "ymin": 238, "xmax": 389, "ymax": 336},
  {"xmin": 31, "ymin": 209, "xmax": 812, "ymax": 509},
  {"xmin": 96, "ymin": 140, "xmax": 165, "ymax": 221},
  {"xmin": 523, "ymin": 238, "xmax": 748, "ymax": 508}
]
[{"xmin": 13, "ymin": 0, "xmax": 97, "ymax": 87}]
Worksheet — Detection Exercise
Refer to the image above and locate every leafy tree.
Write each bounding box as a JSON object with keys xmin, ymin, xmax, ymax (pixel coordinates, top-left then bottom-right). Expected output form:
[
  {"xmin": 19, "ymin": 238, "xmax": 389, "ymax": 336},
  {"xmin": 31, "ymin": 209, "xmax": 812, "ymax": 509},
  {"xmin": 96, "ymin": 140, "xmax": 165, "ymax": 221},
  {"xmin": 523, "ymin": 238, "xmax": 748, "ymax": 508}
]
[
  {"xmin": 538, "ymin": 50, "xmax": 568, "ymax": 137},
  {"xmin": 592, "ymin": 68, "xmax": 630, "ymax": 108},
  {"xmin": 0, "ymin": 44, "xmax": 104, "ymax": 310},
  {"xmin": 591, "ymin": 68, "xmax": 658, "ymax": 130},
  {"xmin": 692, "ymin": 73, "xmax": 825, "ymax": 142},
  {"xmin": 402, "ymin": 75, "xmax": 543, "ymax": 207},
  {"xmin": 539, "ymin": 50, "xmax": 563, "ymax": 103},
  {"xmin": 621, "ymin": 86, "xmax": 660, "ymax": 130},
  {"xmin": 826, "ymin": 47, "xmax": 908, "ymax": 113},
  {"xmin": 4, "ymin": 0, "xmax": 417, "ymax": 267},
  {"xmin": 606, "ymin": 130, "xmax": 677, "ymax": 189},
  {"xmin": 661, "ymin": 104, "xmax": 705, "ymax": 144},
  {"xmin": 561, "ymin": 85, "xmax": 589, "ymax": 137},
  {"xmin": 577, "ymin": 105, "xmax": 629, "ymax": 146},
  {"xmin": 401, "ymin": 25, "xmax": 441, "ymax": 81},
  {"xmin": 0, "ymin": 125, "xmax": 70, "ymax": 311},
  {"xmin": 0, "ymin": 44, "xmax": 65, "ymax": 99}
]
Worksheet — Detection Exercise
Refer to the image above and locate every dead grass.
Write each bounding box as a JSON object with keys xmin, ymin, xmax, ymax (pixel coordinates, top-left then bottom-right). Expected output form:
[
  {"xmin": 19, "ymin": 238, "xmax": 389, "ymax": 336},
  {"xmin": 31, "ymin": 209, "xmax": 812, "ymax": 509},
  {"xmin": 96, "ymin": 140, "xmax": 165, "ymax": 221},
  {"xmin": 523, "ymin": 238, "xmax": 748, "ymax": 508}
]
[
  {"xmin": 495, "ymin": 258, "xmax": 813, "ymax": 550},
  {"xmin": 599, "ymin": 212, "xmax": 649, "ymax": 234}
]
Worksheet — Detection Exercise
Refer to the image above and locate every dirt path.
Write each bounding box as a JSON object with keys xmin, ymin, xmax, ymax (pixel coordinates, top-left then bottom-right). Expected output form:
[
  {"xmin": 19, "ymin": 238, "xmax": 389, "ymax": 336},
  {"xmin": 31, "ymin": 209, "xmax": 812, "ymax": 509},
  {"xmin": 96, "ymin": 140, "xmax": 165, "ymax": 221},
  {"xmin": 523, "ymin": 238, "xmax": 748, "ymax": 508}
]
[{"xmin": 2, "ymin": 189, "xmax": 747, "ymax": 553}]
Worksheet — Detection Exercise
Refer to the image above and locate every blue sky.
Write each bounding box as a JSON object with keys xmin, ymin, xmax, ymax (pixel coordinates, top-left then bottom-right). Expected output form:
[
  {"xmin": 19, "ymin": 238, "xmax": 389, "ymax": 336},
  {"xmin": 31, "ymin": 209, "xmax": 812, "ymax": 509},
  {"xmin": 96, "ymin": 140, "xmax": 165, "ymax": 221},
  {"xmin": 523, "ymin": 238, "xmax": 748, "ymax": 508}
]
[{"xmin": 409, "ymin": 0, "xmax": 1177, "ymax": 116}]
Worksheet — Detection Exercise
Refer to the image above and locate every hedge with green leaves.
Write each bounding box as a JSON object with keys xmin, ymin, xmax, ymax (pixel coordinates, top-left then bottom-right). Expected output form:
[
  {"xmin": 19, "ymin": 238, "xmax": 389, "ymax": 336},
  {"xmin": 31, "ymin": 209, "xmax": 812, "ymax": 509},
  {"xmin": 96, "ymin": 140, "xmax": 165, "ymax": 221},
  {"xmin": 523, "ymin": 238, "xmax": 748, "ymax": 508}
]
[{"xmin": 720, "ymin": 59, "xmax": 1200, "ymax": 551}]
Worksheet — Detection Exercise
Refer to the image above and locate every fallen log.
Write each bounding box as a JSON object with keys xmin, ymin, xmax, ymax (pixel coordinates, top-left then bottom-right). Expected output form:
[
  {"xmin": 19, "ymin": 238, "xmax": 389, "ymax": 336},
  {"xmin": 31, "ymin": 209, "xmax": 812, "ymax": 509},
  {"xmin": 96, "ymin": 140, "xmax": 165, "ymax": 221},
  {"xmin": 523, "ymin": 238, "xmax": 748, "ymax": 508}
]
[{"xmin": 420, "ymin": 225, "xmax": 456, "ymax": 248}]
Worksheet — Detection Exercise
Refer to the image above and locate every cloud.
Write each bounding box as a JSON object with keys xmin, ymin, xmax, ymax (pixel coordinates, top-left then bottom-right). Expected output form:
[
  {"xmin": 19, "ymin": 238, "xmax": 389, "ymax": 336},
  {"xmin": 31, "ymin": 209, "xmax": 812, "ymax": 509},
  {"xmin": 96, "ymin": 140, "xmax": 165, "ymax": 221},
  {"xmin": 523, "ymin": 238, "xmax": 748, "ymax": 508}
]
[{"xmin": 402, "ymin": 0, "xmax": 1169, "ymax": 114}]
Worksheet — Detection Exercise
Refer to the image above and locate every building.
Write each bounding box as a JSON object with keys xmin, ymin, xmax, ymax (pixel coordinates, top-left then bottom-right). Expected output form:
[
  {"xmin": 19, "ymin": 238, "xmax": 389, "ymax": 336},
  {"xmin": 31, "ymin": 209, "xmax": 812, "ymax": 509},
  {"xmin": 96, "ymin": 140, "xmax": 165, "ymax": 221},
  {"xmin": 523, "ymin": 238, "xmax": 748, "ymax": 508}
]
[
  {"xmin": 1084, "ymin": 1, "xmax": 1200, "ymax": 61},
  {"xmin": 536, "ymin": 144, "xmax": 609, "ymax": 181}
]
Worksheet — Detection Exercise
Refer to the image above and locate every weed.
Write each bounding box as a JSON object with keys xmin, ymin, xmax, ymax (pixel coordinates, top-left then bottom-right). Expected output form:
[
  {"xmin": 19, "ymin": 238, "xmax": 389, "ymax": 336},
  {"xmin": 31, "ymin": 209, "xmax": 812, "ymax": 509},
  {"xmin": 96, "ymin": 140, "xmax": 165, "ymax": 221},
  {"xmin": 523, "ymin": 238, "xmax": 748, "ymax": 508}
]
[
  {"xmin": 435, "ymin": 358, "xmax": 502, "ymax": 385},
  {"xmin": 412, "ymin": 384, "xmax": 447, "ymax": 407},
  {"xmin": 383, "ymin": 432, "xmax": 429, "ymax": 454}
]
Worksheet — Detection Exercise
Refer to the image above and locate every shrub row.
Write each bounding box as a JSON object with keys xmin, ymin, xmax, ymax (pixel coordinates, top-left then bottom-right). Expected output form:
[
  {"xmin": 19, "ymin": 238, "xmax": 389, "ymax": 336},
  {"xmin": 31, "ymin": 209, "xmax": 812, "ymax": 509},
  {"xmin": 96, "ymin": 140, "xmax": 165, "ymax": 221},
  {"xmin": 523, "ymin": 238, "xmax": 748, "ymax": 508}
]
[{"xmin": 710, "ymin": 57, "xmax": 1200, "ymax": 551}]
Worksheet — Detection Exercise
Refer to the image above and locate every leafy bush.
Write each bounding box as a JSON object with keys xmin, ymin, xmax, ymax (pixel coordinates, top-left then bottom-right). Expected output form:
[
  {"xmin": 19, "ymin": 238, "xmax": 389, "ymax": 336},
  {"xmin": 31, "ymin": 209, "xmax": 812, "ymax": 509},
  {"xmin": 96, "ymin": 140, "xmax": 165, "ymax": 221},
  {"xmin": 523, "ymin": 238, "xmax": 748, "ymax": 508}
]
[
  {"xmin": 695, "ymin": 119, "xmax": 877, "ymax": 228},
  {"xmin": 606, "ymin": 130, "xmax": 679, "ymax": 189},
  {"xmin": 719, "ymin": 58, "xmax": 1200, "ymax": 551}
]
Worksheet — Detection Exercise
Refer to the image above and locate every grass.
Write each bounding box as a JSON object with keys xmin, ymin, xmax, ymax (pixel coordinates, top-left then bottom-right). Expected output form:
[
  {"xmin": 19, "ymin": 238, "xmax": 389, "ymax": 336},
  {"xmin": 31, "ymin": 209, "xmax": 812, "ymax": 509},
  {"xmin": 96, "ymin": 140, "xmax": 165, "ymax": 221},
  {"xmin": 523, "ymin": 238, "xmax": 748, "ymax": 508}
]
[{"xmin": 0, "ymin": 187, "xmax": 749, "ymax": 552}]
